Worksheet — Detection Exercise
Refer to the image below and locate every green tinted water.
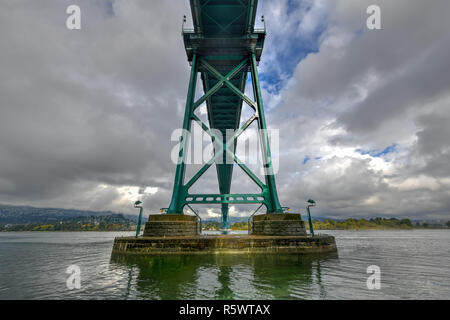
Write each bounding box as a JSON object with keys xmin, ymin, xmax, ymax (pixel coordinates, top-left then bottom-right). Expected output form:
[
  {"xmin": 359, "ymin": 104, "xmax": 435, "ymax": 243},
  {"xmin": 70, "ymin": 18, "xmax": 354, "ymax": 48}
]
[{"xmin": 0, "ymin": 230, "xmax": 449, "ymax": 299}]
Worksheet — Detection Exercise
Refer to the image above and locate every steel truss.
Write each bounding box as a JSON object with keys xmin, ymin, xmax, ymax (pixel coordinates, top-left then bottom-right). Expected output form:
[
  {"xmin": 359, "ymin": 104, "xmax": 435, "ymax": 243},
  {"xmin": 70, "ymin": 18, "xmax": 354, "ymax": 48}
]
[{"xmin": 167, "ymin": 53, "xmax": 283, "ymax": 219}]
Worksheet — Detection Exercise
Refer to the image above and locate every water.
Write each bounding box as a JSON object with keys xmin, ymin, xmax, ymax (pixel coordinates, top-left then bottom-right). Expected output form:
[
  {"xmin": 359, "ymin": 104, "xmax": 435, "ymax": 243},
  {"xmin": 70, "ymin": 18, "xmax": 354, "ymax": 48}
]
[{"xmin": 0, "ymin": 230, "xmax": 448, "ymax": 299}]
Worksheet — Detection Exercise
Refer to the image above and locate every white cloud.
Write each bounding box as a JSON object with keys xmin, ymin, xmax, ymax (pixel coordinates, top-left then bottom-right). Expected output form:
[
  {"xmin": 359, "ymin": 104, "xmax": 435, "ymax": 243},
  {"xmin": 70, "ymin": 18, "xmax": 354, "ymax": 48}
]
[{"xmin": 0, "ymin": 0, "xmax": 449, "ymax": 221}]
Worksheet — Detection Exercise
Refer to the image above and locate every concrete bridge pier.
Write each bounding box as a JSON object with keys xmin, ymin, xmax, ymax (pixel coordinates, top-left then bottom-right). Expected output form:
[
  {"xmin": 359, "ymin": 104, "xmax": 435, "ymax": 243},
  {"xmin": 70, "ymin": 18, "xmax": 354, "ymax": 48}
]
[
  {"xmin": 251, "ymin": 213, "xmax": 307, "ymax": 236},
  {"xmin": 143, "ymin": 214, "xmax": 199, "ymax": 237},
  {"xmin": 112, "ymin": 213, "xmax": 337, "ymax": 255}
]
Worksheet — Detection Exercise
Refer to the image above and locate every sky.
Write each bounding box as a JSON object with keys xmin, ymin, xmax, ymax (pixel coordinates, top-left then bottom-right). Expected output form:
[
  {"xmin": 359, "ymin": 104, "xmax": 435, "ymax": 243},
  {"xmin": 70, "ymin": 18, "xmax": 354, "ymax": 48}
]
[{"xmin": 0, "ymin": 0, "xmax": 449, "ymax": 220}]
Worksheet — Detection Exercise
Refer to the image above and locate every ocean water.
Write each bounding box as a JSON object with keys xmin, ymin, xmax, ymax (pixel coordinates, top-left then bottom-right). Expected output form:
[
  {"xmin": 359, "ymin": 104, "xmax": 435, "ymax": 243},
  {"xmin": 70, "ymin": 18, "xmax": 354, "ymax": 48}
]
[{"xmin": 0, "ymin": 230, "xmax": 448, "ymax": 299}]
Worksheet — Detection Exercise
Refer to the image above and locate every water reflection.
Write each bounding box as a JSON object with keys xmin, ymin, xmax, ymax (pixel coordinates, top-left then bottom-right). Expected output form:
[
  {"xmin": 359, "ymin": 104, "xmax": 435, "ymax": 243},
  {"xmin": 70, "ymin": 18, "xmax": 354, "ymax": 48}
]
[{"xmin": 110, "ymin": 253, "xmax": 339, "ymax": 299}]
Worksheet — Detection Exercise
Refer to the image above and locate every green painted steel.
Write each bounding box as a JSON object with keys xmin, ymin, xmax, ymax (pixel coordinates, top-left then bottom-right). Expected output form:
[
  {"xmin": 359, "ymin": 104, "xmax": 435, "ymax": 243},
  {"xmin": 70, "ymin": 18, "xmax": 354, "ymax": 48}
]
[
  {"xmin": 307, "ymin": 199, "xmax": 316, "ymax": 236},
  {"xmin": 134, "ymin": 201, "xmax": 143, "ymax": 237},
  {"xmin": 168, "ymin": 0, "xmax": 283, "ymax": 229}
]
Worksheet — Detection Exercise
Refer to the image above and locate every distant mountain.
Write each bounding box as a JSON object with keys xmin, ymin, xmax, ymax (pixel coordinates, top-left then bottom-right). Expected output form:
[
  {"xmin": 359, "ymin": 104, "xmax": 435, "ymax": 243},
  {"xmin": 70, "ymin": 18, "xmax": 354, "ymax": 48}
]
[
  {"xmin": 0, "ymin": 204, "xmax": 143, "ymax": 224},
  {"xmin": 2, "ymin": 204, "xmax": 446, "ymax": 227}
]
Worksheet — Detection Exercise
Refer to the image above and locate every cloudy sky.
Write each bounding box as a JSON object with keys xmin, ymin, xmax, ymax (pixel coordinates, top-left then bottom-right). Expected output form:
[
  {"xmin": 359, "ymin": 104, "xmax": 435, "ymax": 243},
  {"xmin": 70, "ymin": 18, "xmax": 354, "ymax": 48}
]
[{"xmin": 1, "ymin": 0, "xmax": 449, "ymax": 220}]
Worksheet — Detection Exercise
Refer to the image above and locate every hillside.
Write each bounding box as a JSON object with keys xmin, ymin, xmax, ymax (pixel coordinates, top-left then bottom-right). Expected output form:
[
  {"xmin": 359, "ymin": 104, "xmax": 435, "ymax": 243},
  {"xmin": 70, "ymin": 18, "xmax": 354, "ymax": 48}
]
[
  {"xmin": 0, "ymin": 204, "xmax": 141, "ymax": 224},
  {"xmin": 0, "ymin": 204, "xmax": 144, "ymax": 232}
]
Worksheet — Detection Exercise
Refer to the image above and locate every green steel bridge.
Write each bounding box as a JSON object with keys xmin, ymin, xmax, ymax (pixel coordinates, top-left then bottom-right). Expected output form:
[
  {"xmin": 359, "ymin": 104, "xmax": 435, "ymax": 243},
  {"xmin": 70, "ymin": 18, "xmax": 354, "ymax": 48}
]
[{"xmin": 167, "ymin": 0, "xmax": 283, "ymax": 229}]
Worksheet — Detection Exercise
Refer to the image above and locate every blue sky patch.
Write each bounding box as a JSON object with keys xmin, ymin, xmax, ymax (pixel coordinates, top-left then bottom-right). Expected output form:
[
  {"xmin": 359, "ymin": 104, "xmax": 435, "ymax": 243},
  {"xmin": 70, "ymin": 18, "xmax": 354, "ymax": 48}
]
[
  {"xmin": 303, "ymin": 156, "xmax": 311, "ymax": 164},
  {"xmin": 356, "ymin": 144, "xmax": 398, "ymax": 158},
  {"xmin": 105, "ymin": 0, "xmax": 115, "ymax": 16},
  {"xmin": 259, "ymin": 1, "xmax": 329, "ymax": 95}
]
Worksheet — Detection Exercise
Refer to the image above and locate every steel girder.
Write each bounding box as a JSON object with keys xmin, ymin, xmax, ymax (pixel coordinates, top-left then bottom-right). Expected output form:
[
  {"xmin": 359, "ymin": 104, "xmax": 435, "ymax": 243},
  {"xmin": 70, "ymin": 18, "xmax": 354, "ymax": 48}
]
[
  {"xmin": 167, "ymin": 54, "xmax": 283, "ymax": 215},
  {"xmin": 167, "ymin": 0, "xmax": 283, "ymax": 228}
]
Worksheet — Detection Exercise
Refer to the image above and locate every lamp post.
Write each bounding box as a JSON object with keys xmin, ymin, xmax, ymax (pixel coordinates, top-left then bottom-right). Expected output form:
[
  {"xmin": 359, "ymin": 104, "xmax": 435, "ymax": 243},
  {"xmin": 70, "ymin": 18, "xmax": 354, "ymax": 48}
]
[
  {"xmin": 306, "ymin": 199, "xmax": 316, "ymax": 236},
  {"xmin": 134, "ymin": 200, "xmax": 143, "ymax": 237}
]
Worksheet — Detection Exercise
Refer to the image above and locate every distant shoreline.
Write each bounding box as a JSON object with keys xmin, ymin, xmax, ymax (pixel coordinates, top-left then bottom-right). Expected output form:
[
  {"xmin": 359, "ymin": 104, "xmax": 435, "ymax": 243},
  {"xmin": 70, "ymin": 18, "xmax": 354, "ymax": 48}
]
[
  {"xmin": 204, "ymin": 217, "xmax": 450, "ymax": 231},
  {"xmin": 1, "ymin": 227, "xmax": 448, "ymax": 232},
  {"xmin": 2, "ymin": 216, "xmax": 449, "ymax": 232},
  {"xmin": 0, "ymin": 223, "xmax": 136, "ymax": 232}
]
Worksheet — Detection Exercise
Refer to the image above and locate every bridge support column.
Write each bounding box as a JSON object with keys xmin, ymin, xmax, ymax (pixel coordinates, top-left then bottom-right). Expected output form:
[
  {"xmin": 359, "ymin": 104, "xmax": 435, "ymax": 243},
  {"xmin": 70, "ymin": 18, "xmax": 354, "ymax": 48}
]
[
  {"xmin": 167, "ymin": 54, "xmax": 198, "ymax": 214},
  {"xmin": 221, "ymin": 203, "xmax": 230, "ymax": 230},
  {"xmin": 143, "ymin": 214, "xmax": 199, "ymax": 237},
  {"xmin": 252, "ymin": 214, "xmax": 306, "ymax": 236},
  {"xmin": 250, "ymin": 53, "xmax": 283, "ymax": 213}
]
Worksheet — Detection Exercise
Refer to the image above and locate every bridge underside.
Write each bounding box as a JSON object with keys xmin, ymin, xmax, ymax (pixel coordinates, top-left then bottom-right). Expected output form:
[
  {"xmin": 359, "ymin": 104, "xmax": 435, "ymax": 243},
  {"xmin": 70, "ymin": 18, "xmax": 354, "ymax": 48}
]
[{"xmin": 168, "ymin": 0, "xmax": 283, "ymax": 229}]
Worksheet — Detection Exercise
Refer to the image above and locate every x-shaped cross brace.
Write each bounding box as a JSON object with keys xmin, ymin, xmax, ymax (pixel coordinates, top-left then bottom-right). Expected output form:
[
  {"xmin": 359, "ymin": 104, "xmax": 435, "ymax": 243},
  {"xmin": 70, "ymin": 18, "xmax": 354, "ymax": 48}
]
[{"xmin": 184, "ymin": 58, "xmax": 265, "ymax": 192}]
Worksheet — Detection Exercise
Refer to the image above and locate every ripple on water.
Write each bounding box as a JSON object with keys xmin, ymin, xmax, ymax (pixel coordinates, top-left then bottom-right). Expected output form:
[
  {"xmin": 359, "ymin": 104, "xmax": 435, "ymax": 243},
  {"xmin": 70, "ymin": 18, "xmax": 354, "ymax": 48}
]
[{"xmin": 0, "ymin": 230, "xmax": 449, "ymax": 299}]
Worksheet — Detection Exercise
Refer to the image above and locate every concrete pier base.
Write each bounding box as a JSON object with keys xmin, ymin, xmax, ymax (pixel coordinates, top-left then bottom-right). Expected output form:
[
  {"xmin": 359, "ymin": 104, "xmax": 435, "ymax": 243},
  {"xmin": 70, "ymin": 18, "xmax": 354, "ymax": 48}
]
[
  {"xmin": 112, "ymin": 234, "xmax": 337, "ymax": 255},
  {"xmin": 143, "ymin": 214, "xmax": 199, "ymax": 237},
  {"xmin": 113, "ymin": 213, "xmax": 337, "ymax": 255},
  {"xmin": 252, "ymin": 213, "xmax": 307, "ymax": 236}
]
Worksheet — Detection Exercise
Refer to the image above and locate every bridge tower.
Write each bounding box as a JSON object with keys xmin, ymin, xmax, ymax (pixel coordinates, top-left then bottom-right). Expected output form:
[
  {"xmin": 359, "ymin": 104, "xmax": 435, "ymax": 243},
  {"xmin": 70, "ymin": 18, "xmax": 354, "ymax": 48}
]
[{"xmin": 167, "ymin": 0, "xmax": 283, "ymax": 229}]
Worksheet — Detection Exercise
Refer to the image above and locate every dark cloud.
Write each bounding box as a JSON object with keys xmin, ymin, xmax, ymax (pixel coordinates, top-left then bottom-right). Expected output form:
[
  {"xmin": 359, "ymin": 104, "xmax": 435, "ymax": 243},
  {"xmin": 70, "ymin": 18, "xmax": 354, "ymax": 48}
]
[
  {"xmin": 268, "ymin": 0, "xmax": 450, "ymax": 219},
  {"xmin": 0, "ymin": 0, "xmax": 449, "ymax": 220},
  {"xmin": 0, "ymin": 0, "xmax": 191, "ymax": 213}
]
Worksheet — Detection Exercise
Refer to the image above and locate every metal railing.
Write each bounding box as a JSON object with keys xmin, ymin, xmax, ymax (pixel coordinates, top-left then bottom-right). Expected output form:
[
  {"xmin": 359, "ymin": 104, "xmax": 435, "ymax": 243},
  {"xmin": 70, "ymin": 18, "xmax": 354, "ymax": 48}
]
[
  {"xmin": 186, "ymin": 204, "xmax": 202, "ymax": 234},
  {"xmin": 247, "ymin": 204, "xmax": 264, "ymax": 234},
  {"xmin": 182, "ymin": 15, "xmax": 267, "ymax": 35}
]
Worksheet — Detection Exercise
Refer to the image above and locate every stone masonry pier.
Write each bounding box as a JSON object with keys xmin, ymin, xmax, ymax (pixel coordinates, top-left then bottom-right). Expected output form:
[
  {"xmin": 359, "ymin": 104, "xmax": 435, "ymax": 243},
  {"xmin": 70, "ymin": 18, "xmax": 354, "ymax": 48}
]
[
  {"xmin": 112, "ymin": 234, "xmax": 337, "ymax": 255},
  {"xmin": 252, "ymin": 213, "xmax": 307, "ymax": 236},
  {"xmin": 112, "ymin": 213, "xmax": 337, "ymax": 255},
  {"xmin": 143, "ymin": 214, "xmax": 199, "ymax": 237}
]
